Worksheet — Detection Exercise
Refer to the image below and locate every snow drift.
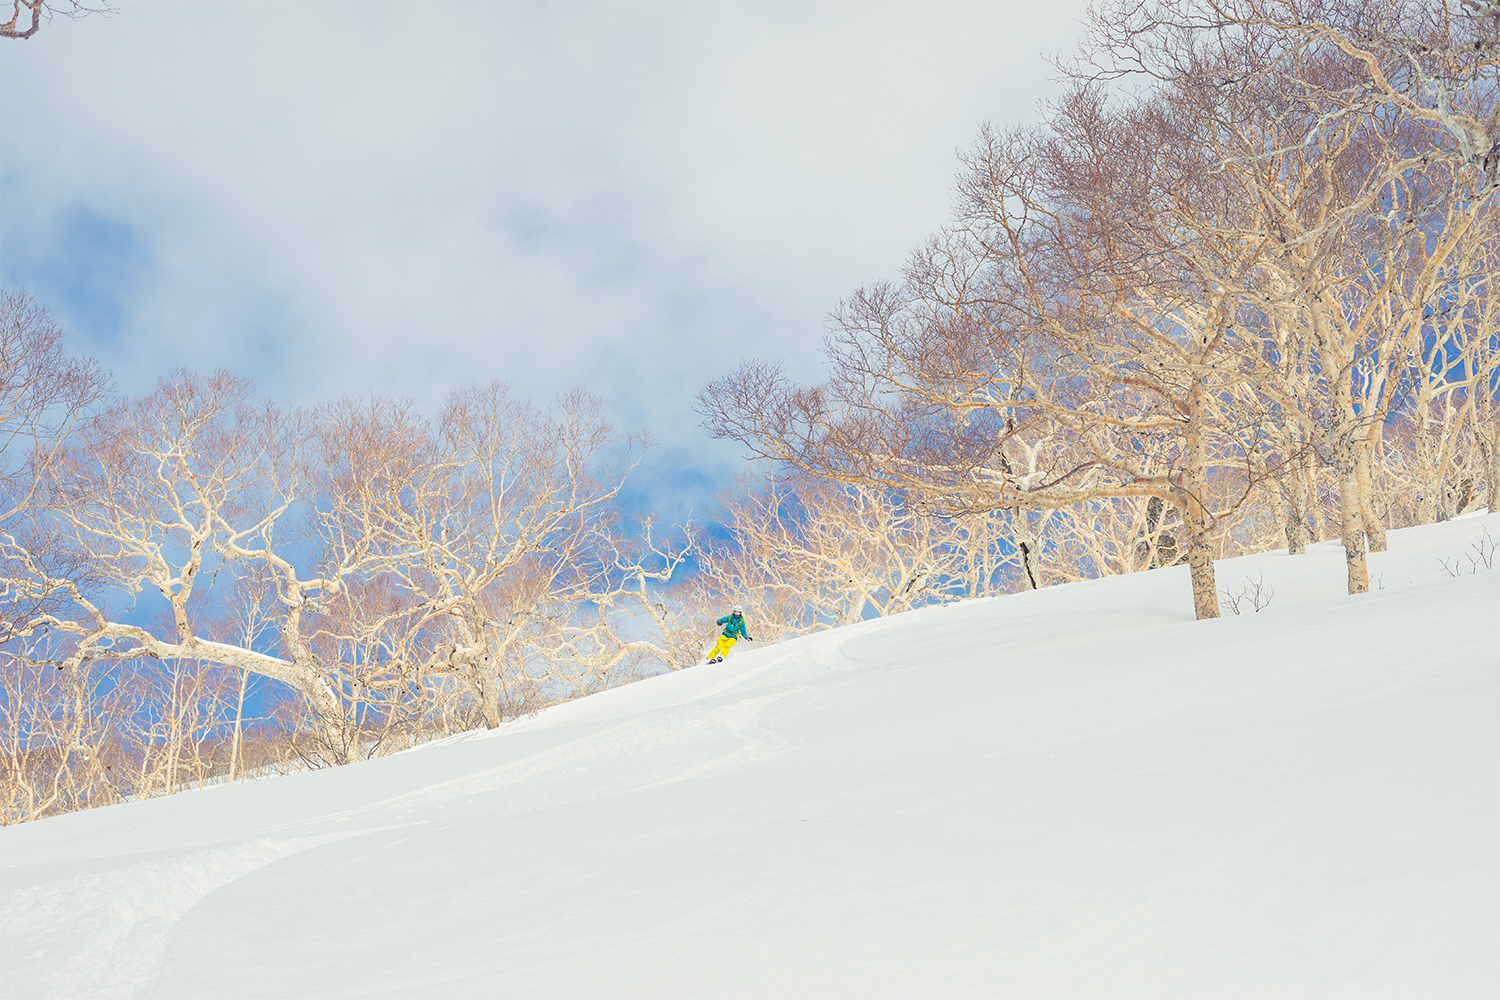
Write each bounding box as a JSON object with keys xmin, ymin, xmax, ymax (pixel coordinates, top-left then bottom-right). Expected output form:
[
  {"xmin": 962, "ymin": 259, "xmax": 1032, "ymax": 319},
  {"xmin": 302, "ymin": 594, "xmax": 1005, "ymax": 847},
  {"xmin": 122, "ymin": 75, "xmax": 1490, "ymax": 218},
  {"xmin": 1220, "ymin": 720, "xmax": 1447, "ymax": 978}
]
[{"xmin": 3, "ymin": 515, "xmax": 1497, "ymax": 999}]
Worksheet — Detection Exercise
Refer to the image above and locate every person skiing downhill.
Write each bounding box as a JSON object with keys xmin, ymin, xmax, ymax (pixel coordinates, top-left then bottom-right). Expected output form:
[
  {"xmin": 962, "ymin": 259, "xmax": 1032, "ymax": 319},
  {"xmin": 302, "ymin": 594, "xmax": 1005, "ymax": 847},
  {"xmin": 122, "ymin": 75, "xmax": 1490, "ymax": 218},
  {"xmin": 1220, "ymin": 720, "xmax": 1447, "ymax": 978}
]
[{"xmin": 706, "ymin": 605, "xmax": 753, "ymax": 663}]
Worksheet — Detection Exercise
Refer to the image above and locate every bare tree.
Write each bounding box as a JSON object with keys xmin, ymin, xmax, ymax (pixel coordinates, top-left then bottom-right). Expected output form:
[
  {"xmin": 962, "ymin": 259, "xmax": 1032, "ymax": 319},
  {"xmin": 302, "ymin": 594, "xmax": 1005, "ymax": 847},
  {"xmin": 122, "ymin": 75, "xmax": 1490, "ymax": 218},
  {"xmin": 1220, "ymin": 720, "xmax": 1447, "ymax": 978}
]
[
  {"xmin": 0, "ymin": 291, "xmax": 110, "ymax": 640},
  {"xmin": 1469, "ymin": 335, "xmax": 1500, "ymax": 510},
  {"xmin": 1391, "ymin": 235, "xmax": 1498, "ymax": 526},
  {"xmin": 4, "ymin": 363, "xmax": 688, "ymax": 776},
  {"xmin": 119, "ymin": 656, "xmax": 239, "ymax": 799},
  {"xmin": 207, "ymin": 566, "xmax": 278, "ymax": 782},
  {"xmin": 1214, "ymin": 101, "xmax": 1496, "ymax": 589},
  {"xmin": 337, "ymin": 383, "xmax": 659, "ymax": 729},
  {"xmin": 1069, "ymin": 2, "xmax": 1499, "ymax": 592},
  {"xmin": 6, "ymin": 371, "xmax": 387, "ymax": 763},
  {"xmin": 701, "ymin": 89, "xmax": 1286, "ymax": 621},
  {"xmin": 1433, "ymin": 219, "xmax": 1500, "ymax": 513},
  {"xmin": 2, "ymin": 0, "xmax": 112, "ymax": 40},
  {"xmin": 1079, "ymin": 0, "xmax": 1500, "ymax": 189},
  {"xmin": 692, "ymin": 471, "xmax": 972, "ymax": 642},
  {"xmin": 0, "ymin": 647, "xmax": 130, "ymax": 823},
  {"xmin": 946, "ymin": 506, "xmax": 1027, "ymax": 598},
  {"xmin": 542, "ymin": 513, "xmax": 699, "ymax": 678}
]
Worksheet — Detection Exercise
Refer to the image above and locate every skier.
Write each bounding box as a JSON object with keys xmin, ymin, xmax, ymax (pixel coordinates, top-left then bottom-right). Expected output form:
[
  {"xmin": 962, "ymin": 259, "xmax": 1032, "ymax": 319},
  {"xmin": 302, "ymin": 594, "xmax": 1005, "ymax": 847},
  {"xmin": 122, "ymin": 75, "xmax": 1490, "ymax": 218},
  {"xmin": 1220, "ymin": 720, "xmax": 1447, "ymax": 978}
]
[{"xmin": 705, "ymin": 605, "xmax": 754, "ymax": 663}]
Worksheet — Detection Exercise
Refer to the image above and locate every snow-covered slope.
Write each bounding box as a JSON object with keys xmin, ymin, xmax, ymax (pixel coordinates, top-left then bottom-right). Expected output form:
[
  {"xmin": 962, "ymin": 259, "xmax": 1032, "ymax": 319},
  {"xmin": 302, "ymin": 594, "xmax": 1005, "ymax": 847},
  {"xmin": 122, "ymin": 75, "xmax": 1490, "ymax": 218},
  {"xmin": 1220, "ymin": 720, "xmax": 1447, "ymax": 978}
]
[{"xmin": 3, "ymin": 515, "xmax": 1498, "ymax": 999}]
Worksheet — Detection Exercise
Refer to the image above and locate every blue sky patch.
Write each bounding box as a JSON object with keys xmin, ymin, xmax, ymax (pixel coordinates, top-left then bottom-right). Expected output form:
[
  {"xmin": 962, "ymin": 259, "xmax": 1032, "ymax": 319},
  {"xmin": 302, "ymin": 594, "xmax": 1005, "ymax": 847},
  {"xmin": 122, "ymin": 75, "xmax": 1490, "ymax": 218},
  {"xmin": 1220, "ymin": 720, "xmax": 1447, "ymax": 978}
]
[{"xmin": 0, "ymin": 199, "xmax": 151, "ymax": 351}]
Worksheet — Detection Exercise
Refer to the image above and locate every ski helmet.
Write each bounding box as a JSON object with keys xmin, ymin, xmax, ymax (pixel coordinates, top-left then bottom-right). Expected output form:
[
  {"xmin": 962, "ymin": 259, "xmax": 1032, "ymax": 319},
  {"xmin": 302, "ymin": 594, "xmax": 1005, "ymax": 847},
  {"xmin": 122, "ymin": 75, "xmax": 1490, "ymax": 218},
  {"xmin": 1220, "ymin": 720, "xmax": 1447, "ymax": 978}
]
[{"xmin": 732, "ymin": 604, "xmax": 743, "ymax": 614}]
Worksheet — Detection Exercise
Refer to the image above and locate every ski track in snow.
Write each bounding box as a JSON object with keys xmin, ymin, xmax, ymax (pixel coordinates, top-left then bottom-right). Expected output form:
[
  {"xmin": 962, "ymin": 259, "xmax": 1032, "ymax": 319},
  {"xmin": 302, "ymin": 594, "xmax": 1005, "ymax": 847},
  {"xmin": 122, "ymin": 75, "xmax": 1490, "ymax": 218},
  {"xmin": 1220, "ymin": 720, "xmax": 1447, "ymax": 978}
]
[
  {"xmin": 353, "ymin": 690, "xmax": 795, "ymax": 824},
  {"xmin": 0, "ymin": 659, "xmax": 817, "ymax": 998},
  {"xmin": 0, "ymin": 832, "xmax": 371, "ymax": 1000}
]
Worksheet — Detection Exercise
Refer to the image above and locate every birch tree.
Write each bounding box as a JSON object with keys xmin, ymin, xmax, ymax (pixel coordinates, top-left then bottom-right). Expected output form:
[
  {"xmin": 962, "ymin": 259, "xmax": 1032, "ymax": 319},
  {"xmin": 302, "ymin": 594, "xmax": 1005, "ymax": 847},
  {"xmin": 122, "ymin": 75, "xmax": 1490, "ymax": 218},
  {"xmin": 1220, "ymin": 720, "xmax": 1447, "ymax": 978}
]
[
  {"xmin": 341, "ymin": 384, "xmax": 660, "ymax": 728},
  {"xmin": 0, "ymin": 292, "xmax": 110, "ymax": 640},
  {"xmin": 542, "ymin": 514, "xmax": 698, "ymax": 677},
  {"xmin": 1217, "ymin": 96, "xmax": 1496, "ymax": 590},
  {"xmin": 8, "ymin": 371, "xmax": 385, "ymax": 762},
  {"xmin": 0, "ymin": 651, "xmax": 130, "ymax": 823},
  {"xmin": 701, "ymin": 87, "xmax": 1279, "ymax": 620},
  {"xmin": 1394, "ymin": 216, "xmax": 1499, "ymax": 523},
  {"xmin": 694, "ymin": 472, "xmax": 971, "ymax": 642},
  {"xmin": 1, "ymin": 0, "xmax": 111, "ymax": 40},
  {"xmin": 1082, "ymin": 0, "xmax": 1500, "ymax": 190},
  {"xmin": 1079, "ymin": 0, "xmax": 1500, "ymax": 593}
]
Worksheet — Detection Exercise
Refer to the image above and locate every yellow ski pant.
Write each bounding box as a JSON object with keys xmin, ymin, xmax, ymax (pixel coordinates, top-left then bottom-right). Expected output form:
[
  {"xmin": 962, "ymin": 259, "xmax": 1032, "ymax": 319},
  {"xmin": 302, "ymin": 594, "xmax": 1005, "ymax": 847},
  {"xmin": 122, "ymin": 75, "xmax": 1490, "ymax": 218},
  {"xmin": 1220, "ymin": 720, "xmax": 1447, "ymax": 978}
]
[{"xmin": 707, "ymin": 635, "xmax": 737, "ymax": 660}]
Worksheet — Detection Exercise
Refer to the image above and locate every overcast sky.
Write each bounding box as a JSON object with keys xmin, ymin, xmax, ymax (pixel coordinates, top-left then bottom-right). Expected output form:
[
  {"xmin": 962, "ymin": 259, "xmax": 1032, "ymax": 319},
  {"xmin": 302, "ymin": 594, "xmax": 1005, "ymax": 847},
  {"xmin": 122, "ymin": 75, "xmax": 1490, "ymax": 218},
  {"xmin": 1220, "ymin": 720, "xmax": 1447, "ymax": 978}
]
[{"xmin": 1, "ymin": 0, "xmax": 1087, "ymax": 518}]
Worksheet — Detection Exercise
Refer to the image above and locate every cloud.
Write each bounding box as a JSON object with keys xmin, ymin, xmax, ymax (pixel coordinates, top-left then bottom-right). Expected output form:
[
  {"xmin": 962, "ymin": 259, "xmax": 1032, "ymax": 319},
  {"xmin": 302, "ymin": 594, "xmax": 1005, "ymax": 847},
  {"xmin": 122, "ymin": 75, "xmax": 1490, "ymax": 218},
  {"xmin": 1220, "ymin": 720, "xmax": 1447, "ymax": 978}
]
[{"xmin": 0, "ymin": 0, "xmax": 1086, "ymax": 516}]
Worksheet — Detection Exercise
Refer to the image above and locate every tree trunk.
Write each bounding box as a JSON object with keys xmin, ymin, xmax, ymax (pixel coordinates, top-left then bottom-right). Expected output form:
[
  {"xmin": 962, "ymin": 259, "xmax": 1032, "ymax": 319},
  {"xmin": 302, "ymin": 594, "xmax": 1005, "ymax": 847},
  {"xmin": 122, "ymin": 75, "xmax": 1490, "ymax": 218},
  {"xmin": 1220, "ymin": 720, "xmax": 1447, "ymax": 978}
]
[
  {"xmin": 842, "ymin": 589, "xmax": 868, "ymax": 625},
  {"xmin": 477, "ymin": 658, "xmax": 504, "ymax": 730},
  {"xmin": 1481, "ymin": 435, "xmax": 1500, "ymax": 513},
  {"xmin": 1182, "ymin": 377, "xmax": 1219, "ymax": 620},
  {"xmin": 287, "ymin": 666, "xmax": 355, "ymax": 764},
  {"xmin": 166, "ymin": 672, "xmax": 180, "ymax": 793},
  {"xmin": 1414, "ymin": 399, "xmax": 1439, "ymax": 525},
  {"xmin": 312, "ymin": 682, "xmax": 356, "ymax": 764},
  {"xmin": 1283, "ymin": 448, "xmax": 1308, "ymax": 555},
  {"xmin": 1453, "ymin": 478, "xmax": 1475, "ymax": 517},
  {"xmin": 1011, "ymin": 509, "xmax": 1040, "ymax": 590},
  {"xmin": 1305, "ymin": 454, "xmax": 1323, "ymax": 542},
  {"xmin": 276, "ymin": 609, "xmax": 357, "ymax": 763},
  {"xmin": 1337, "ymin": 460, "xmax": 1369, "ymax": 594},
  {"xmin": 1474, "ymin": 390, "xmax": 1500, "ymax": 513},
  {"xmin": 1182, "ymin": 505, "xmax": 1218, "ymax": 619},
  {"xmin": 1356, "ymin": 438, "xmax": 1387, "ymax": 552},
  {"xmin": 230, "ymin": 667, "xmax": 249, "ymax": 782},
  {"xmin": 480, "ymin": 696, "xmax": 502, "ymax": 730}
]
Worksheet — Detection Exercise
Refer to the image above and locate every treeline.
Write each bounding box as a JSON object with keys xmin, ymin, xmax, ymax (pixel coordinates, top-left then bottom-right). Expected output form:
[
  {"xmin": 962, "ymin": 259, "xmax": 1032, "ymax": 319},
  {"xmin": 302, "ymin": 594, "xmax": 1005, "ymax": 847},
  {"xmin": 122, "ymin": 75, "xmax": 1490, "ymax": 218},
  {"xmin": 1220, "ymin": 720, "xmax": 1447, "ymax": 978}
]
[
  {"xmin": 0, "ymin": 297, "xmax": 1021, "ymax": 822},
  {"xmin": 1, "ymin": 309, "xmax": 714, "ymax": 821},
  {"xmin": 702, "ymin": 0, "xmax": 1498, "ymax": 618},
  {"xmin": 4, "ymin": 0, "xmax": 1498, "ymax": 823}
]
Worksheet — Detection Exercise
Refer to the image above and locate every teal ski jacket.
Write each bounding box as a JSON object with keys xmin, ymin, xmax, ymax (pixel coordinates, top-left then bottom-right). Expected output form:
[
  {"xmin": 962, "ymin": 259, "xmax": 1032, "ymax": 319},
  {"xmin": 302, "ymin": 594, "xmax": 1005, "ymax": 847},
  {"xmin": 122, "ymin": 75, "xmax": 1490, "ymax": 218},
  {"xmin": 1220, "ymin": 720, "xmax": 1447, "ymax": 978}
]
[{"xmin": 716, "ymin": 614, "xmax": 753, "ymax": 640}]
